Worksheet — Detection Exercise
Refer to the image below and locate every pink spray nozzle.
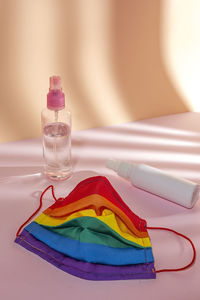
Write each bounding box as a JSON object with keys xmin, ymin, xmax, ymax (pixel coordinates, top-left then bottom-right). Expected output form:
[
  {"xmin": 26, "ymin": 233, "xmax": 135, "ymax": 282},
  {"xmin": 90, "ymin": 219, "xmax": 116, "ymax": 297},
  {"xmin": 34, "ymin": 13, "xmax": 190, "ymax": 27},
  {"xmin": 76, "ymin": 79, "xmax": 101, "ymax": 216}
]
[
  {"xmin": 49, "ymin": 76, "xmax": 62, "ymax": 91},
  {"xmin": 47, "ymin": 76, "xmax": 65, "ymax": 110}
]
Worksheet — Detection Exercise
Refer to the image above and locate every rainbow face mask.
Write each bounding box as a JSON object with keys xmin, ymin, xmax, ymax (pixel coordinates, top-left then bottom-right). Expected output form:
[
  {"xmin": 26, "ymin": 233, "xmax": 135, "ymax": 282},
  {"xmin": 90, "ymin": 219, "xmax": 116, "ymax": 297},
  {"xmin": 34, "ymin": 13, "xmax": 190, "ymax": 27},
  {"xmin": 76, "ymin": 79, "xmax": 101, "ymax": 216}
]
[{"xmin": 15, "ymin": 176, "xmax": 195, "ymax": 281}]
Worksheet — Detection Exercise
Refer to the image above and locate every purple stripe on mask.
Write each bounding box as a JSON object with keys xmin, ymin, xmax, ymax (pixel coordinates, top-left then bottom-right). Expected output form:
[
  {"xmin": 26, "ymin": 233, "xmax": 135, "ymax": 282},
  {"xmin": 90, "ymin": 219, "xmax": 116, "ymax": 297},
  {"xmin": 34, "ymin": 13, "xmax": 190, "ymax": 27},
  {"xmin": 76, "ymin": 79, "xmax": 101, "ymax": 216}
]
[{"xmin": 15, "ymin": 229, "xmax": 156, "ymax": 281}]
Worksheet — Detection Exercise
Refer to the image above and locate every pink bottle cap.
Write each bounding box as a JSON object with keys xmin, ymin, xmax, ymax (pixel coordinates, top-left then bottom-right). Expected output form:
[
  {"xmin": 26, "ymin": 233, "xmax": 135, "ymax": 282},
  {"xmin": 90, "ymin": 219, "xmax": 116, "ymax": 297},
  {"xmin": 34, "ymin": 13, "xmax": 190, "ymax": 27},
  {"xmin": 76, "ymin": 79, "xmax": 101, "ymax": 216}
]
[{"xmin": 47, "ymin": 76, "xmax": 65, "ymax": 110}]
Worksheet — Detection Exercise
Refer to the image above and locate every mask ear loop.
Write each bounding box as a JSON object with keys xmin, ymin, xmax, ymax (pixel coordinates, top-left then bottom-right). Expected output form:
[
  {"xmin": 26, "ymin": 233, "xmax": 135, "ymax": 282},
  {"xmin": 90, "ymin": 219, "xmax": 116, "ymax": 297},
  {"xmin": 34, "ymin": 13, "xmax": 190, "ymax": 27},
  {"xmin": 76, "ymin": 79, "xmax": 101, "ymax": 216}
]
[
  {"xmin": 147, "ymin": 226, "xmax": 196, "ymax": 273},
  {"xmin": 16, "ymin": 185, "xmax": 63, "ymax": 237}
]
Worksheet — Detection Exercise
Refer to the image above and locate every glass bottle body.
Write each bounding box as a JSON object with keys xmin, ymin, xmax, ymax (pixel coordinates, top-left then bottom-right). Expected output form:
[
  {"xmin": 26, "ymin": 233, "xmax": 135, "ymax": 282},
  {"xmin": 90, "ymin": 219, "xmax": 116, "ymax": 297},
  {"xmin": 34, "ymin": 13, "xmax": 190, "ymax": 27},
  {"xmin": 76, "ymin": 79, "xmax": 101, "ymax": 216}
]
[{"xmin": 41, "ymin": 107, "xmax": 72, "ymax": 181}]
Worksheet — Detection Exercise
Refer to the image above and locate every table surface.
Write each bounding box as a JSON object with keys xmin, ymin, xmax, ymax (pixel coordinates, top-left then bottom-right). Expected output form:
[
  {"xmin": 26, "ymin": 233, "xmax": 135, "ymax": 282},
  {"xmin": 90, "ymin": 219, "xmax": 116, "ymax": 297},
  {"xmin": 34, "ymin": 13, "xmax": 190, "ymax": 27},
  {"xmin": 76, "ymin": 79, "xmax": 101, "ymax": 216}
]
[{"xmin": 1, "ymin": 112, "xmax": 200, "ymax": 300}]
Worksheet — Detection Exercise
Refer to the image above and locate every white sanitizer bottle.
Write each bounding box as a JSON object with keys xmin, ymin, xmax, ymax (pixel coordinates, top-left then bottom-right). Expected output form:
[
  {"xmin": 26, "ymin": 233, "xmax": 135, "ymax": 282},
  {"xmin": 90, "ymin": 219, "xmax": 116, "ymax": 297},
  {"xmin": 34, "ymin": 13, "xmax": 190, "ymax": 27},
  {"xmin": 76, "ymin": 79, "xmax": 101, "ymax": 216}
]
[{"xmin": 106, "ymin": 159, "xmax": 199, "ymax": 208}]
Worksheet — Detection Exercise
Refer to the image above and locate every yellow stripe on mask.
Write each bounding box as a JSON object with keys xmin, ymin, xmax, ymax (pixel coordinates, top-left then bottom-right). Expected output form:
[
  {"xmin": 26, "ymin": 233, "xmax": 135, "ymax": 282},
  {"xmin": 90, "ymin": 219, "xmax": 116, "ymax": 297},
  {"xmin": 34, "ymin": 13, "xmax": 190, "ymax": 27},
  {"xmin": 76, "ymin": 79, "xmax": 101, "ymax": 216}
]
[{"xmin": 35, "ymin": 209, "xmax": 151, "ymax": 248}]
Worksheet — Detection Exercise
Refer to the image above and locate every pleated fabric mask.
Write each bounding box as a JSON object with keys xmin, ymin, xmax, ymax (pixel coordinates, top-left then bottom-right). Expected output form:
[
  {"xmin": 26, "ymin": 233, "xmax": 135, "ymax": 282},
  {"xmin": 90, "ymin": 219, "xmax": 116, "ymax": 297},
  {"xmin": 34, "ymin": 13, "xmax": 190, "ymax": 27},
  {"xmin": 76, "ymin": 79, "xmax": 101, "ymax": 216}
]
[{"xmin": 15, "ymin": 176, "xmax": 196, "ymax": 281}]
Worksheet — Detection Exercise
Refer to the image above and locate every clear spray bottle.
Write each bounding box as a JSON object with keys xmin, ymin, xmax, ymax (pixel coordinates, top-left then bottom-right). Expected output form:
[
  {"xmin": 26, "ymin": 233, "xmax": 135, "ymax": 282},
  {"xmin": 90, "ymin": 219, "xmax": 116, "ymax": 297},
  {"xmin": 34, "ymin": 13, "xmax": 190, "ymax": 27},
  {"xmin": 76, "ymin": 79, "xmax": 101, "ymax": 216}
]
[{"xmin": 41, "ymin": 76, "xmax": 72, "ymax": 180}]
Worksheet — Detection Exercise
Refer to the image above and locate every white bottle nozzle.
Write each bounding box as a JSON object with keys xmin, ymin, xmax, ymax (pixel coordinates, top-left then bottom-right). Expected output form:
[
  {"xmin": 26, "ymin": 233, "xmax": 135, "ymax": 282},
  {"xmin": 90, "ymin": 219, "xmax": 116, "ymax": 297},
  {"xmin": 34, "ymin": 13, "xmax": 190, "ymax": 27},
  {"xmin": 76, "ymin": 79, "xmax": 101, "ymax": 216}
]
[
  {"xmin": 106, "ymin": 159, "xmax": 136, "ymax": 179},
  {"xmin": 105, "ymin": 159, "xmax": 120, "ymax": 172}
]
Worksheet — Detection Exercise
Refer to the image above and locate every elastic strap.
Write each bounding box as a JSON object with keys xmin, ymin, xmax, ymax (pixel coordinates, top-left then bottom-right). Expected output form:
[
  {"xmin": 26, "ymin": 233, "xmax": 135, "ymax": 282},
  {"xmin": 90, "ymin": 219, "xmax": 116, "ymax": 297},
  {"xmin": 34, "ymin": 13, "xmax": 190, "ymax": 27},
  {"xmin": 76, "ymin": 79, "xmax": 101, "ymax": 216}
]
[
  {"xmin": 16, "ymin": 185, "xmax": 61, "ymax": 237},
  {"xmin": 147, "ymin": 226, "xmax": 196, "ymax": 273}
]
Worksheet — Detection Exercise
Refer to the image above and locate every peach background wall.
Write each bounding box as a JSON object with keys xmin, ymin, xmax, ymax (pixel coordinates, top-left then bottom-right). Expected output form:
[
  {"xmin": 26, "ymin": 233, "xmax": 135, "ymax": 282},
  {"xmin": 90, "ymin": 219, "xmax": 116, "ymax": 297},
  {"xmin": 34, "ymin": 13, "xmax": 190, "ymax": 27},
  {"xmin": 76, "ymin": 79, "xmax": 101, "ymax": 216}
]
[{"xmin": 0, "ymin": 0, "xmax": 196, "ymax": 143}]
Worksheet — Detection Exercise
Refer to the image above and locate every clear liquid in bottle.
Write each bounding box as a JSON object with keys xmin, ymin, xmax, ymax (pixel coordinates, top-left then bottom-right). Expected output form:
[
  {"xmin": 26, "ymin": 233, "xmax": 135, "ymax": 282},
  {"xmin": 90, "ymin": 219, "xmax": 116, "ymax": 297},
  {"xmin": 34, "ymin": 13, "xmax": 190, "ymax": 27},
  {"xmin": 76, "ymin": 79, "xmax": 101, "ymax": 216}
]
[{"xmin": 43, "ymin": 122, "xmax": 72, "ymax": 180}]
